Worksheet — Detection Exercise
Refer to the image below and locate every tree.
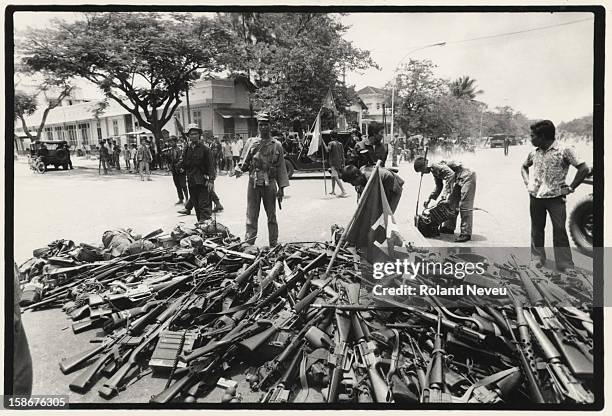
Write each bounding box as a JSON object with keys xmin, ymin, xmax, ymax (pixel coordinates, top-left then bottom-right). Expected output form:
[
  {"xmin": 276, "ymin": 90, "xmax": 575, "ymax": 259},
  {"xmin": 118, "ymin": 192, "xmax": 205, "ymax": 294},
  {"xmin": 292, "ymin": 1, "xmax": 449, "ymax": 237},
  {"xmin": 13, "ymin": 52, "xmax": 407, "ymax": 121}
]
[
  {"xmin": 558, "ymin": 114, "xmax": 593, "ymax": 138},
  {"xmin": 449, "ymin": 76, "xmax": 483, "ymax": 100},
  {"xmin": 13, "ymin": 74, "xmax": 74, "ymax": 141},
  {"xmin": 388, "ymin": 59, "xmax": 446, "ymax": 136},
  {"xmin": 20, "ymin": 12, "xmax": 236, "ymax": 150},
  {"xmin": 218, "ymin": 13, "xmax": 378, "ymax": 131}
]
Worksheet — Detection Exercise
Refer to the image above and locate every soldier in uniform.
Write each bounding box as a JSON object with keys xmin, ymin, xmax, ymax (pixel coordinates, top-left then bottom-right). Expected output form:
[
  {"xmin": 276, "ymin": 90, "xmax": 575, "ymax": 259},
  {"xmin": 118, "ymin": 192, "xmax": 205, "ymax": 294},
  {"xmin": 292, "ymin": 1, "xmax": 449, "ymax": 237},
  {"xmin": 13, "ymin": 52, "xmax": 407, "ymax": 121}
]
[
  {"xmin": 182, "ymin": 124, "xmax": 216, "ymax": 222},
  {"xmin": 413, "ymin": 156, "xmax": 477, "ymax": 242},
  {"xmin": 235, "ymin": 112, "xmax": 289, "ymax": 247}
]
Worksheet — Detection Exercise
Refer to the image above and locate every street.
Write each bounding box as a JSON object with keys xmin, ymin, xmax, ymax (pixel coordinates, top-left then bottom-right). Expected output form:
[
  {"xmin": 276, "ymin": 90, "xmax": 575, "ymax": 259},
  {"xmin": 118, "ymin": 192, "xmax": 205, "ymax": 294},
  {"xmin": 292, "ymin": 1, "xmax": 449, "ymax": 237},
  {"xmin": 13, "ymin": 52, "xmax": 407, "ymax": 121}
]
[{"xmin": 14, "ymin": 142, "xmax": 593, "ymax": 402}]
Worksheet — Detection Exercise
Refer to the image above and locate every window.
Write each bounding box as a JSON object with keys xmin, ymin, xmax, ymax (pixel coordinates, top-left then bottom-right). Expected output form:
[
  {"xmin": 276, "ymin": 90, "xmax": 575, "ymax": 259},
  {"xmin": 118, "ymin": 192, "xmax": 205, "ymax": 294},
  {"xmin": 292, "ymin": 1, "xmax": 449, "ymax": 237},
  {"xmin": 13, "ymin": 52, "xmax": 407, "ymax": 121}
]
[
  {"xmin": 54, "ymin": 126, "xmax": 63, "ymax": 140},
  {"xmin": 223, "ymin": 117, "xmax": 235, "ymax": 135},
  {"xmin": 112, "ymin": 120, "xmax": 119, "ymax": 136},
  {"xmin": 78, "ymin": 123, "xmax": 90, "ymax": 145},
  {"xmin": 376, "ymin": 103, "xmax": 380, "ymax": 110},
  {"xmin": 96, "ymin": 121, "xmax": 102, "ymax": 141},
  {"xmin": 192, "ymin": 110, "xmax": 202, "ymax": 128},
  {"xmin": 45, "ymin": 127, "xmax": 53, "ymax": 140},
  {"xmin": 66, "ymin": 125, "xmax": 78, "ymax": 147}
]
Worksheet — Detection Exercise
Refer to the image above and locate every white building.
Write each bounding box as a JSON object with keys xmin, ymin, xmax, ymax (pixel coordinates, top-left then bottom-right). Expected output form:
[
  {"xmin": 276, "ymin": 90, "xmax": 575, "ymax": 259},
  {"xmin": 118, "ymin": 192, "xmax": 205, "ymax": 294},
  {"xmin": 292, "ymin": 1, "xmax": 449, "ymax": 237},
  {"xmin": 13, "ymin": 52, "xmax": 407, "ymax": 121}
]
[{"xmin": 14, "ymin": 76, "xmax": 258, "ymax": 153}]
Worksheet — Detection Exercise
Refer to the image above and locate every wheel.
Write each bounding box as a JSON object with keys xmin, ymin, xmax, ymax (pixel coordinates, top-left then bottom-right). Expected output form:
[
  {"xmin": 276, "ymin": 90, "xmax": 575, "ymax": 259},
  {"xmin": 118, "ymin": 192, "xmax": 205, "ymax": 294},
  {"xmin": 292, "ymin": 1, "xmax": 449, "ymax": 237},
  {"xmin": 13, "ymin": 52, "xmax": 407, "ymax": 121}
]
[
  {"xmin": 36, "ymin": 161, "xmax": 46, "ymax": 174},
  {"xmin": 568, "ymin": 193, "xmax": 593, "ymax": 257},
  {"xmin": 285, "ymin": 159, "xmax": 295, "ymax": 179},
  {"xmin": 54, "ymin": 164, "xmax": 59, "ymax": 170},
  {"xmin": 55, "ymin": 149, "xmax": 67, "ymax": 159}
]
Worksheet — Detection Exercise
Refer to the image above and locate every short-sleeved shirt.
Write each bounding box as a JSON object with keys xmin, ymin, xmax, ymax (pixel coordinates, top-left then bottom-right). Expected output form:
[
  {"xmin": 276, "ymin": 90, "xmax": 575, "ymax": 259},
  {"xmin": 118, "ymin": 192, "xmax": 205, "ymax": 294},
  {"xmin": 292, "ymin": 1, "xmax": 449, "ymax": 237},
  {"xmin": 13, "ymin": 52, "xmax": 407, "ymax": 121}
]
[
  {"xmin": 524, "ymin": 140, "xmax": 584, "ymax": 198},
  {"xmin": 429, "ymin": 160, "xmax": 463, "ymax": 200},
  {"xmin": 231, "ymin": 139, "xmax": 244, "ymax": 157}
]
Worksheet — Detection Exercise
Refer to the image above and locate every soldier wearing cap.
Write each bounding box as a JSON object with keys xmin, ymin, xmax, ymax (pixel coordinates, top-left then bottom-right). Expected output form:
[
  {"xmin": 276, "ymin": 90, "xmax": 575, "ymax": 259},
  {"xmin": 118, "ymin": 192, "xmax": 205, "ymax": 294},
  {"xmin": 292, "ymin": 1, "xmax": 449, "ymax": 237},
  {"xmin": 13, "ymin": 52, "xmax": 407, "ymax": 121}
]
[
  {"xmin": 413, "ymin": 156, "xmax": 476, "ymax": 242},
  {"xmin": 183, "ymin": 123, "xmax": 216, "ymax": 222},
  {"xmin": 235, "ymin": 112, "xmax": 289, "ymax": 247}
]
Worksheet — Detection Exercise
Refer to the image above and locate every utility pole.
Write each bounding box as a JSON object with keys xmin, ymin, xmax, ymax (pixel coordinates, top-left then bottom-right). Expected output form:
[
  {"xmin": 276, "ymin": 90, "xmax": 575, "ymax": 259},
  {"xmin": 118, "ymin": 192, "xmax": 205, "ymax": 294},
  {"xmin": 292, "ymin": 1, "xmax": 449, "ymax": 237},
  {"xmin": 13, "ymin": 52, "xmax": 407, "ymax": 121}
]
[{"xmin": 186, "ymin": 84, "xmax": 191, "ymax": 124}]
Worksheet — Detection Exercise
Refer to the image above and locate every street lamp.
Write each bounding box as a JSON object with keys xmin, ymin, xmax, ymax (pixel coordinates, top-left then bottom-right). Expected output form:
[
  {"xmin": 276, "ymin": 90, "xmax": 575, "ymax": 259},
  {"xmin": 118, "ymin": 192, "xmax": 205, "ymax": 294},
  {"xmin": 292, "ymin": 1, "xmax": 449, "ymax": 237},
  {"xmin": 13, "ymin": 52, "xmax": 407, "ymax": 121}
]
[{"xmin": 390, "ymin": 42, "xmax": 446, "ymax": 137}]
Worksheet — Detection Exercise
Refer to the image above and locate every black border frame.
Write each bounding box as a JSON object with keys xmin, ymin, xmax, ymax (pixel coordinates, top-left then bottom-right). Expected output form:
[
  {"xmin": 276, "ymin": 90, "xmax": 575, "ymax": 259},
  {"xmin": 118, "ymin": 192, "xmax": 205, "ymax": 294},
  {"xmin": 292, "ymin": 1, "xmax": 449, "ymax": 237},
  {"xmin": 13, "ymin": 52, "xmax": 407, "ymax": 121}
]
[{"xmin": 4, "ymin": 4, "xmax": 605, "ymax": 411}]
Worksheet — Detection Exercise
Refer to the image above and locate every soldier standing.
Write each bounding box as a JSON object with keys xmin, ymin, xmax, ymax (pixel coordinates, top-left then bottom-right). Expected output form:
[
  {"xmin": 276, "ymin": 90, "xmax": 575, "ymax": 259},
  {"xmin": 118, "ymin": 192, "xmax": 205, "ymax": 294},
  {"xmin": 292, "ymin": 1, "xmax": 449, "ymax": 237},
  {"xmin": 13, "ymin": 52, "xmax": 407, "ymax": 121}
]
[
  {"xmin": 235, "ymin": 112, "xmax": 289, "ymax": 247},
  {"xmin": 169, "ymin": 136, "xmax": 188, "ymax": 205},
  {"xmin": 182, "ymin": 124, "xmax": 216, "ymax": 222}
]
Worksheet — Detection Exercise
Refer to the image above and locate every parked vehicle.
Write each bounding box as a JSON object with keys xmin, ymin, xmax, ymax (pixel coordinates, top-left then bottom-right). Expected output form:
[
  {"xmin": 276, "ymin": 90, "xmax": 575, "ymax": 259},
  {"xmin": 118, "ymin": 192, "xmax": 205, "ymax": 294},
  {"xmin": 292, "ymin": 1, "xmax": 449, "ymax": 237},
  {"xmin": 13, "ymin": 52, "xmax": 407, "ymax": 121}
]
[
  {"xmin": 489, "ymin": 133, "xmax": 514, "ymax": 148},
  {"xmin": 568, "ymin": 174, "xmax": 593, "ymax": 257},
  {"xmin": 29, "ymin": 140, "xmax": 71, "ymax": 171},
  {"xmin": 282, "ymin": 130, "xmax": 357, "ymax": 178}
]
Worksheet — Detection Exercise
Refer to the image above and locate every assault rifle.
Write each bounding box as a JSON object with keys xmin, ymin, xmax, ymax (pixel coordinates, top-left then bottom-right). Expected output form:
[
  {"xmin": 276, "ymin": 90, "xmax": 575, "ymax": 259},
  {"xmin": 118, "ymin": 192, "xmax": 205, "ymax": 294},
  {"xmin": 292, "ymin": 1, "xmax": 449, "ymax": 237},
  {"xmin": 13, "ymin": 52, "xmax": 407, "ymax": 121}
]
[
  {"xmin": 523, "ymin": 309, "xmax": 593, "ymax": 403},
  {"xmin": 420, "ymin": 314, "xmax": 454, "ymax": 403}
]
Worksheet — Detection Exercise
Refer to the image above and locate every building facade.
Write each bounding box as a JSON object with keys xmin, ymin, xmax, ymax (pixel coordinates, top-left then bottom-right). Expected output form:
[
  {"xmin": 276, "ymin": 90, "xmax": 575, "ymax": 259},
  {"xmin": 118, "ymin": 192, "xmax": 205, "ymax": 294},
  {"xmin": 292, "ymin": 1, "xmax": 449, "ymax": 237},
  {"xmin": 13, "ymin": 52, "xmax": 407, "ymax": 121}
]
[
  {"xmin": 14, "ymin": 77, "xmax": 258, "ymax": 153},
  {"xmin": 356, "ymin": 86, "xmax": 392, "ymax": 136}
]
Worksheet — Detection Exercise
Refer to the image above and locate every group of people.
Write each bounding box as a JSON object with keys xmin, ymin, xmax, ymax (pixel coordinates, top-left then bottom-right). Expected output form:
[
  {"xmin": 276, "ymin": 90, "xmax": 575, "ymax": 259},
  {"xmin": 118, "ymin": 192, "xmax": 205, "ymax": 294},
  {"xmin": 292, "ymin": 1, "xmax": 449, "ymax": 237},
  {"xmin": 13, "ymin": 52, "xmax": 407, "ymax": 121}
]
[
  {"xmin": 166, "ymin": 113, "xmax": 287, "ymax": 249},
  {"xmin": 340, "ymin": 119, "xmax": 589, "ymax": 271},
  {"xmin": 98, "ymin": 139, "xmax": 155, "ymax": 181}
]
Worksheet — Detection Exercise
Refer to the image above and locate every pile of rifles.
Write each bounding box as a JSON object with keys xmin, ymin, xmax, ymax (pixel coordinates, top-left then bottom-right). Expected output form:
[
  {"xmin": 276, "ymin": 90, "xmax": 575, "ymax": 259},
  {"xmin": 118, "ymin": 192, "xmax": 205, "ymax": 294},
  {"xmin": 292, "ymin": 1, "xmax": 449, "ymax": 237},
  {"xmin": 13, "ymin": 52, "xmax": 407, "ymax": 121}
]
[{"xmin": 18, "ymin": 222, "xmax": 595, "ymax": 405}]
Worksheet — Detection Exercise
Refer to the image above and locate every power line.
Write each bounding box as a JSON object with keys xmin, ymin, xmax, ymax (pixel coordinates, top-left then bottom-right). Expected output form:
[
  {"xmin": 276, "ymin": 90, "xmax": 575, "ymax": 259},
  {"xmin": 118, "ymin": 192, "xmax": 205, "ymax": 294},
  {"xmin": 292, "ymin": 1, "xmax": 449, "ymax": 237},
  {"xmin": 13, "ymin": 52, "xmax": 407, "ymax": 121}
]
[
  {"xmin": 370, "ymin": 17, "xmax": 592, "ymax": 53},
  {"xmin": 446, "ymin": 17, "xmax": 592, "ymax": 46}
]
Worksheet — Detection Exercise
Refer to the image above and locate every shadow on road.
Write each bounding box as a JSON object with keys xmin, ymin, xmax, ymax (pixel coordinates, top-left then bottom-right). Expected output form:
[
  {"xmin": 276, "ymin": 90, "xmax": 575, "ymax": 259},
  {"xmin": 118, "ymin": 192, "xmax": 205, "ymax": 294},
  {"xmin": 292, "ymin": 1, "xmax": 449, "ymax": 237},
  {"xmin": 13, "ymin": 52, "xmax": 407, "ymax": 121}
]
[{"xmin": 32, "ymin": 166, "xmax": 172, "ymax": 182}]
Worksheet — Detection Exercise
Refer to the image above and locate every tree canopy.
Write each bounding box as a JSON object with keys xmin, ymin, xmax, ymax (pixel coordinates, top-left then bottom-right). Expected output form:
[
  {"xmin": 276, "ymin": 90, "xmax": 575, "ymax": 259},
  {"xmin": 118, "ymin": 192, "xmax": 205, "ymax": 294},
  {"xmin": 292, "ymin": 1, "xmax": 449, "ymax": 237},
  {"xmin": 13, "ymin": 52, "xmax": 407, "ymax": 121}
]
[
  {"xmin": 388, "ymin": 58, "xmax": 533, "ymax": 140},
  {"xmin": 14, "ymin": 71, "xmax": 74, "ymax": 141},
  {"xmin": 558, "ymin": 114, "xmax": 593, "ymax": 138},
  {"xmin": 20, "ymin": 12, "xmax": 235, "ymax": 147},
  {"xmin": 218, "ymin": 12, "xmax": 378, "ymax": 131}
]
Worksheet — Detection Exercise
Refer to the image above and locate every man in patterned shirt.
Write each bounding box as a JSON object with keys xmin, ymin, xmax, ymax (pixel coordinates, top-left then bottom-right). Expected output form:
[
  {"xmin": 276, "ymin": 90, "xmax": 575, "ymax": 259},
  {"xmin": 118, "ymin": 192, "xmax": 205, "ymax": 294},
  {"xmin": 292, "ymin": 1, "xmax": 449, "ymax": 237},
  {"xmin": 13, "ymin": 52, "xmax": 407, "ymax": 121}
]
[{"xmin": 522, "ymin": 120, "xmax": 590, "ymax": 271}]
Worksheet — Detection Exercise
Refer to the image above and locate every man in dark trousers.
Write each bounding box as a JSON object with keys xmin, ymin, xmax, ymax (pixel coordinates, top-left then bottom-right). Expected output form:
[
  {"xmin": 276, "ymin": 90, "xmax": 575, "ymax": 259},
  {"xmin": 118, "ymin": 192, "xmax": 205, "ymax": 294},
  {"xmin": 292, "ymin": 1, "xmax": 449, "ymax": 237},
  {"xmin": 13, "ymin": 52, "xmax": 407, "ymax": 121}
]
[
  {"xmin": 182, "ymin": 124, "xmax": 216, "ymax": 223},
  {"xmin": 99, "ymin": 141, "xmax": 109, "ymax": 174},
  {"xmin": 521, "ymin": 120, "xmax": 590, "ymax": 271},
  {"xmin": 235, "ymin": 112, "xmax": 289, "ymax": 247},
  {"xmin": 340, "ymin": 164, "xmax": 404, "ymax": 213},
  {"xmin": 503, "ymin": 136, "xmax": 510, "ymax": 156},
  {"xmin": 413, "ymin": 156, "xmax": 476, "ymax": 242},
  {"xmin": 168, "ymin": 136, "xmax": 188, "ymax": 205}
]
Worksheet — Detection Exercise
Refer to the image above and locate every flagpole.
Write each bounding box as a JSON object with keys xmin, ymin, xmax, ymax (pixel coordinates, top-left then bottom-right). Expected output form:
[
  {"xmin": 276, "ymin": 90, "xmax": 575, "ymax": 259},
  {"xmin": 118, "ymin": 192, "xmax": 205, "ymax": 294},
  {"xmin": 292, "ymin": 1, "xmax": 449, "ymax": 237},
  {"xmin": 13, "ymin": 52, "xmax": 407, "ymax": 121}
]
[
  {"xmin": 323, "ymin": 160, "xmax": 382, "ymax": 278},
  {"xmin": 322, "ymin": 141, "xmax": 328, "ymax": 195}
]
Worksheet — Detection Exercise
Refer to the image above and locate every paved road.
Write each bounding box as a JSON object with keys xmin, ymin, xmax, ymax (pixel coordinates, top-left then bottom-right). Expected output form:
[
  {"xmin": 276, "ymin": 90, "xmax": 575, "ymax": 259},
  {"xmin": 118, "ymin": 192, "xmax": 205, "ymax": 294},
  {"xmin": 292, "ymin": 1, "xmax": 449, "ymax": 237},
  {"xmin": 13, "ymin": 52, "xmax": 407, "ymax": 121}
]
[{"xmin": 12, "ymin": 142, "xmax": 593, "ymax": 402}]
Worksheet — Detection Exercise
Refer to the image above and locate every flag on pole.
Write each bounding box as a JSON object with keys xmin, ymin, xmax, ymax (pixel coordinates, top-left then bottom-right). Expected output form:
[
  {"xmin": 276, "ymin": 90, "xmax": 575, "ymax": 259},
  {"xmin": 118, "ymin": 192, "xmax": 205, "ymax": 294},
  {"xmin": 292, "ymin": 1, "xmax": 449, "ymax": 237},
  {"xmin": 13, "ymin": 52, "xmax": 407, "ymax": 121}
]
[
  {"xmin": 307, "ymin": 111, "xmax": 322, "ymax": 156},
  {"xmin": 322, "ymin": 88, "xmax": 337, "ymax": 113},
  {"xmin": 344, "ymin": 166, "xmax": 404, "ymax": 263}
]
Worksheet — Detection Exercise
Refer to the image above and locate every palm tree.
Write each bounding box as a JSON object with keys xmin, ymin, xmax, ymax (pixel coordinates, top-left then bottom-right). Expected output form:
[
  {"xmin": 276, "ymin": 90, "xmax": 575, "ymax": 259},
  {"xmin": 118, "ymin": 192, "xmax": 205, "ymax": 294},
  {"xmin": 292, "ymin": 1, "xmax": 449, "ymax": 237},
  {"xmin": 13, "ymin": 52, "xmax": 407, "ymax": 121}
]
[{"xmin": 449, "ymin": 76, "xmax": 483, "ymax": 100}]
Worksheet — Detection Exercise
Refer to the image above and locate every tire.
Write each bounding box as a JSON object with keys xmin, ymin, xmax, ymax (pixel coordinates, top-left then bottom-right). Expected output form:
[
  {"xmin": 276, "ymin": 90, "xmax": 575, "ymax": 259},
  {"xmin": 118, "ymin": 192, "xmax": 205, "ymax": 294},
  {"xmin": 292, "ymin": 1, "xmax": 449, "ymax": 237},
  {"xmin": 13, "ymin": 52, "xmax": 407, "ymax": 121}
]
[
  {"xmin": 55, "ymin": 149, "xmax": 67, "ymax": 159},
  {"xmin": 36, "ymin": 162, "xmax": 46, "ymax": 174},
  {"xmin": 568, "ymin": 193, "xmax": 593, "ymax": 257},
  {"xmin": 285, "ymin": 159, "xmax": 295, "ymax": 179}
]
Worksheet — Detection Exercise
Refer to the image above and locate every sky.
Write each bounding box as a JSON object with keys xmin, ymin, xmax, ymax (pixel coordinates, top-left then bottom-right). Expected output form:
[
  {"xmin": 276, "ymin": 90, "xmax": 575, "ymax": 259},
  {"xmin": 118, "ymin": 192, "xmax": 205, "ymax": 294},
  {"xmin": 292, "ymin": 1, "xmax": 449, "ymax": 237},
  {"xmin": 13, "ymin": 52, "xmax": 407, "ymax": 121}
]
[
  {"xmin": 13, "ymin": 11, "xmax": 595, "ymax": 124},
  {"xmin": 340, "ymin": 12, "xmax": 595, "ymax": 124}
]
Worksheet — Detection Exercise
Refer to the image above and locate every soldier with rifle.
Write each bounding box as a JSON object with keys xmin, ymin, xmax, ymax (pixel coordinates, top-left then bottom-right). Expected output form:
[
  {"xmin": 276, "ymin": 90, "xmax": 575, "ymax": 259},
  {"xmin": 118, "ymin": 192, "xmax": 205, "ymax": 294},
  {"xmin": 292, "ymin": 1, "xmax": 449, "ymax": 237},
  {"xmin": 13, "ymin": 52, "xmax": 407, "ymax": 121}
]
[
  {"xmin": 180, "ymin": 124, "xmax": 216, "ymax": 223},
  {"xmin": 234, "ymin": 112, "xmax": 290, "ymax": 248}
]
